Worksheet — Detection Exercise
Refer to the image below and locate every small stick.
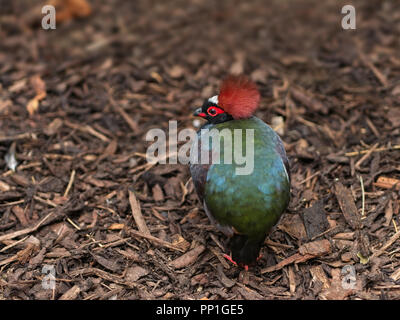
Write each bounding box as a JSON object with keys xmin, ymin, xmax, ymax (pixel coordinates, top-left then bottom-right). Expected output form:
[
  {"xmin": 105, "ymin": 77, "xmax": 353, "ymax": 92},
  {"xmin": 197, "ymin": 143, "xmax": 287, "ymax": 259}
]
[
  {"xmin": 358, "ymin": 50, "xmax": 388, "ymax": 87},
  {"xmin": 66, "ymin": 217, "xmax": 81, "ymax": 231},
  {"xmin": 127, "ymin": 229, "xmax": 184, "ymax": 252},
  {"xmin": 365, "ymin": 117, "xmax": 380, "ymax": 138},
  {"xmin": 359, "ymin": 175, "xmax": 365, "ymax": 217},
  {"xmin": 128, "ymin": 189, "xmax": 150, "ymax": 235},
  {"xmin": 299, "ymin": 170, "xmax": 320, "ymax": 185},
  {"xmin": 371, "ymin": 230, "xmax": 400, "ymax": 259},
  {"xmin": 355, "ymin": 143, "xmax": 379, "ymax": 169},
  {"xmin": 0, "ymin": 212, "xmax": 54, "ymax": 242},
  {"xmin": 393, "ymin": 220, "xmax": 398, "ymax": 233},
  {"xmin": 345, "ymin": 145, "xmax": 400, "ymax": 157},
  {"xmin": 0, "ymin": 132, "xmax": 36, "ymax": 142},
  {"xmin": 33, "ymin": 196, "xmax": 57, "ymax": 208},
  {"xmin": 0, "ymin": 236, "xmax": 29, "ymax": 253},
  {"xmin": 64, "ymin": 169, "xmax": 76, "ymax": 197},
  {"xmin": 0, "ymin": 199, "xmax": 25, "ymax": 207},
  {"xmin": 107, "ymin": 87, "xmax": 139, "ymax": 134},
  {"xmin": 64, "ymin": 121, "xmax": 110, "ymax": 142}
]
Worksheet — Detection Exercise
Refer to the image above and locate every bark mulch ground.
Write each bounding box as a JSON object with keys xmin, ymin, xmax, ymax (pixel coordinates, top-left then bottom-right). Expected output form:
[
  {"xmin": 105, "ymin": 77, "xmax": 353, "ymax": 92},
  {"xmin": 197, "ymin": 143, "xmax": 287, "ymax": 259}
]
[{"xmin": 1, "ymin": 0, "xmax": 400, "ymax": 300}]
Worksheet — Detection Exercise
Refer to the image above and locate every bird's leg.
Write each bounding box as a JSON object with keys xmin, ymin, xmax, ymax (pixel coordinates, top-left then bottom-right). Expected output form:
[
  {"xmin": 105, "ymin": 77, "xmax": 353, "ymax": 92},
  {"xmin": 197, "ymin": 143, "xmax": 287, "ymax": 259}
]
[
  {"xmin": 223, "ymin": 253, "xmax": 237, "ymax": 266},
  {"xmin": 223, "ymin": 254, "xmax": 249, "ymax": 271}
]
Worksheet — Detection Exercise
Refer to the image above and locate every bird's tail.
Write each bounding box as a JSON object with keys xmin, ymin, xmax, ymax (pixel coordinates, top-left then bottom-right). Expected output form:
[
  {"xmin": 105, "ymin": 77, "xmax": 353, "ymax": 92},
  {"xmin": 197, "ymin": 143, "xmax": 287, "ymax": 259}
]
[{"xmin": 228, "ymin": 234, "xmax": 265, "ymax": 266}]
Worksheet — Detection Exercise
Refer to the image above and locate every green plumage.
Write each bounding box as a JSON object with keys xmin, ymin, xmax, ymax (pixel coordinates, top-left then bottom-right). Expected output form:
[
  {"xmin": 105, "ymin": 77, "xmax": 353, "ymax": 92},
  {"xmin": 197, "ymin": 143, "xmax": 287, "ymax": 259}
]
[
  {"xmin": 205, "ymin": 116, "xmax": 289, "ymax": 235},
  {"xmin": 190, "ymin": 116, "xmax": 290, "ymax": 265}
]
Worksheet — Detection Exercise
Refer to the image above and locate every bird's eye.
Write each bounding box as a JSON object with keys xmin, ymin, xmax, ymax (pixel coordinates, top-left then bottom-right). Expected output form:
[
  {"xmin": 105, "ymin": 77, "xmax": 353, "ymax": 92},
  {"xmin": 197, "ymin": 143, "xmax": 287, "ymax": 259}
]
[{"xmin": 207, "ymin": 107, "xmax": 217, "ymax": 116}]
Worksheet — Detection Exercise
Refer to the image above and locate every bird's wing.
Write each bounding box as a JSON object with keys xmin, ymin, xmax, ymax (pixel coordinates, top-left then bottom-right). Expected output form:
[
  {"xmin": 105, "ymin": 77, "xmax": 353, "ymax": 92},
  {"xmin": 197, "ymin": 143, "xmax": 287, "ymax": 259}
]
[{"xmin": 274, "ymin": 134, "xmax": 291, "ymax": 183}]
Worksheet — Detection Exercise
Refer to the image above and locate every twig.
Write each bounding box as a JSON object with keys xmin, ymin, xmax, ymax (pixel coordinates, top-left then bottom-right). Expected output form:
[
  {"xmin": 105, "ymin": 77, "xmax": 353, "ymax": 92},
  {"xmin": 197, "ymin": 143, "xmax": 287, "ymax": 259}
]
[
  {"xmin": 0, "ymin": 212, "xmax": 54, "ymax": 242},
  {"xmin": 299, "ymin": 170, "xmax": 321, "ymax": 185},
  {"xmin": 64, "ymin": 121, "xmax": 110, "ymax": 142},
  {"xmin": 128, "ymin": 189, "xmax": 150, "ymax": 235},
  {"xmin": 0, "ymin": 199, "xmax": 25, "ymax": 207},
  {"xmin": 359, "ymin": 175, "xmax": 365, "ymax": 217},
  {"xmin": 33, "ymin": 196, "xmax": 57, "ymax": 207},
  {"xmin": 64, "ymin": 169, "xmax": 76, "ymax": 197},
  {"xmin": 358, "ymin": 49, "xmax": 388, "ymax": 87},
  {"xmin": 0, "ymin": 236, "xmax": 29, "ymax": 253},
  {"xmin": 66, "ymin": 217, "xmax": 81, "ymax": 231},
  {"xmin": 355, "ymin": 143, "xmax": 379, "ymax": 169},
  {"xmin": 371, "ymin": 230, "xmax": 400, "ymax": 259},
  {"xmin": 0, "ymin": 132, "xmax": 36, "ymax": 142},
  {"xmin": 345, "ymin": 145, "xmax": 400, "ymax": 157},
  {"xmin": 127, "ymin": 228, "xmax": 184, "ymax": 252},
  {"xmin": 107, "ymin": 87, "xmax": 139, "ymax": 134}
]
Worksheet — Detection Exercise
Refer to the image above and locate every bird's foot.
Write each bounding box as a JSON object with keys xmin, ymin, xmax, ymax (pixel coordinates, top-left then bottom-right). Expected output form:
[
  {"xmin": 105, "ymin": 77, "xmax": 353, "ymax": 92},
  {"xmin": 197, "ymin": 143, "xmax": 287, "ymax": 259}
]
[{"xmin": 223, "ymin": 254, "xmax": 249, "ymax": 271}]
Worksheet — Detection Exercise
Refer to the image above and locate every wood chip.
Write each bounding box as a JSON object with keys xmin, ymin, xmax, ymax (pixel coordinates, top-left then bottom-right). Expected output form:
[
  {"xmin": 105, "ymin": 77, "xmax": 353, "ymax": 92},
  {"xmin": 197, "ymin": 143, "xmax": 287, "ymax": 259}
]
[
  {"xmin": 384, "ymin": 200, "xmax": 393, "ymax": 227},
  {"xmin": 298, "ymin": 239, "xmax": 331, "ymax": 256},
  {"xmin": 391, "ymin": 267, "xmax": 400, "ymax": 281},
  {"xmin": 152, "ymin": 184, "xmax": 164, "ymax": 202},
  {"xmin": 125, "ymin": 266, "xmax": 149, "ymax": 282},
  {"xmin": 374, "ymin": 177, "xmax": 400, "ymax": 190},
  {"xmin": 12, "ymin": 206, "xmax": 29, "ymax": 227},
  {"xmin": 0, "ymin": 180, "xmax": 11, "ymax": 191},
  {"xmin": 302, "ymin": 200, "xmax": 330, "ymax": 239},
  {"xmin": 309, "ymin": 265, "xmax": 330, "ymax": 289},
  {"xmin": 169, "ymin": 245, "xmax": 205, "ymax": 269},
  {"xmin": 92, "ymin": 254, "xmax": 121, "ymax": 273},
  {"xmin": 319, "ymin": 268, "xmax": 355, "ymax": 300},
  {"xmin": 278, "ymin": 213, "xmax": 307, "ymax": 240},
  {"xmin": 288, "ymin": 266, "xmax": 296, "ymax": 294},
  {"xmin": 291, "ymin": 87, "xmax": 328, "ymax": 114},
  {"xmin": 128, "ymin": 189, "xmax": 150, "ymax": 235},
  {"xmin": 59, "ymin": 285, "xmax": 81, "ymax": 300},
  {"xmin": 334, "ymin": 182, "xmax": 361, "ymax": 230}
]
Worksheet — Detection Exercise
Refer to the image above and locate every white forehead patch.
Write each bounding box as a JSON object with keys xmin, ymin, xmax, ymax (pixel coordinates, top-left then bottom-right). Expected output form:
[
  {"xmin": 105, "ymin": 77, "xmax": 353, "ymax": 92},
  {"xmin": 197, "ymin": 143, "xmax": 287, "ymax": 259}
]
[{"xmin": 208, "ymin": 95, "xmax": 219, "ymax": 105}]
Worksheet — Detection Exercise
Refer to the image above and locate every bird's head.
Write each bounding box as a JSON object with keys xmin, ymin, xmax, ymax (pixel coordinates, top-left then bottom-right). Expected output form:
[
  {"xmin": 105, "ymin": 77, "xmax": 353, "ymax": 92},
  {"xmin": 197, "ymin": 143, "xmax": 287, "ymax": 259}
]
[{"xmin": 193, "ymin": 75, "xmax": 260, "ymax": 124}]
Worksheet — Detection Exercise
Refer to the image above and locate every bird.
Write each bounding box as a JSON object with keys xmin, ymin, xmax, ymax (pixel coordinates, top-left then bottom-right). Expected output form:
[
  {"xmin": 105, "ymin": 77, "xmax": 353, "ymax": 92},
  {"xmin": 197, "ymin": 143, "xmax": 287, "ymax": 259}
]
[{"xmin": 189, "ymin": 75, "xmax": 290, "ymax": 269}]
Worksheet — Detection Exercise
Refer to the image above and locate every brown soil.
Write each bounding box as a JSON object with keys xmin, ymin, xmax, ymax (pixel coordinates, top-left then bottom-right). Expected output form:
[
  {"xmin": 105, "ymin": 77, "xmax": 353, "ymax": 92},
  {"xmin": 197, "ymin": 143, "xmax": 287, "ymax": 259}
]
[{"xmin": 0, "ymin": 0, "xmax": 400, "ymax": 300}]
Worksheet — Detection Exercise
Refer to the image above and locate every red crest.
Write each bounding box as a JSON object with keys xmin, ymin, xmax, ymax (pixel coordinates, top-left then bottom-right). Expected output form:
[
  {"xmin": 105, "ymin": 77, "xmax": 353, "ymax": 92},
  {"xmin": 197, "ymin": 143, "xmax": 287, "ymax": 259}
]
[{"xmin": 218, "ymin": 75, "xmax": 260, "ymax": 119}]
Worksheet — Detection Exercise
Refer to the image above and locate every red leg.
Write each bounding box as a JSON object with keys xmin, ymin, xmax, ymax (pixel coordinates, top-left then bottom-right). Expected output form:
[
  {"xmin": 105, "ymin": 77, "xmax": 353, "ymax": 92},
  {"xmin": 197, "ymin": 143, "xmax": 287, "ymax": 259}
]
[
  {"xmin": 223, "ymin": 254, "xmax": 250, "ymax": 271},
  {"xmin": 223, "ymin": 253, "xmax": 237, "ymax": 266}
]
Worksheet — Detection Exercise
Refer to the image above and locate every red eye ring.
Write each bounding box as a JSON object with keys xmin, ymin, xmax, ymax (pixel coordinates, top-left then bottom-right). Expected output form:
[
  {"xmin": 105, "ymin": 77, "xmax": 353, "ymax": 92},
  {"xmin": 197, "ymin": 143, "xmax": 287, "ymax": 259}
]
[{"xmin": 207, "ymin": 106, "xmax": 224, "ymax": 117}]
